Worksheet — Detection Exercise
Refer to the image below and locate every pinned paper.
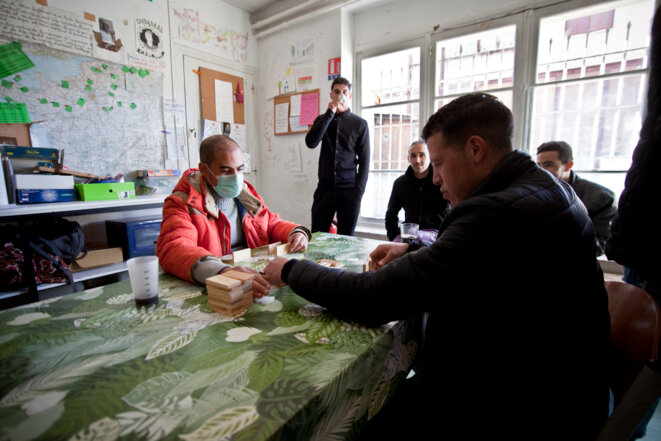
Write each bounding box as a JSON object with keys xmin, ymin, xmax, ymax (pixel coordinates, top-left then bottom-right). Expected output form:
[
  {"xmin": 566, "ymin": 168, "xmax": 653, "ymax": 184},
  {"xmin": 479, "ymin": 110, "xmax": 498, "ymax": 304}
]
[
  {"xmin": 0, "ymin": 42, "xmax": 34, "ymax": 79},
  {"xmin": 65, "ymin": 105, "xmax": 73, "ymax": 112},
  {"xmin": 2, "ymin": 80, "xmax": 12, "ymax": 89},
  {"xmin": 77, "ymin": 98, "xmax": 85, "ymax": 106},
  {"xmin": 61, "ymin": 80, "xmax": 69, "ymax": 88},
  {"xmin": 275, "ymin": 102, "xmax": 289, "ymax": 134},
  {"xmin": 299, "ymin": 92, "xmax": 319, "ymax": 125}
]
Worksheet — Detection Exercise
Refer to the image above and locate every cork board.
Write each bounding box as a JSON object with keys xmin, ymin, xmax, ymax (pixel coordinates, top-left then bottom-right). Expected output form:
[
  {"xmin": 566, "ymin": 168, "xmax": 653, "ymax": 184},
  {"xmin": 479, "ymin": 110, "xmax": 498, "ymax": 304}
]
[
  {"xmin": 274, "ymin": 89, "xmax": 319, "ymax": 136},
  {"xmin": 200, "ymin": 66, "xmax": 245, "ymax": 125}
]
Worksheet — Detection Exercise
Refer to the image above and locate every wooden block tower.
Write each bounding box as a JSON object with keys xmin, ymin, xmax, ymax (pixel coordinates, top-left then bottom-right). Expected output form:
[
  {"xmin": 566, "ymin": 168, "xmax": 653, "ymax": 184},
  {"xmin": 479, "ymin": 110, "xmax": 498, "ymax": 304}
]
[{"xmin": 206, "ymin": 270, "xmax": 255, "ymax": 316}]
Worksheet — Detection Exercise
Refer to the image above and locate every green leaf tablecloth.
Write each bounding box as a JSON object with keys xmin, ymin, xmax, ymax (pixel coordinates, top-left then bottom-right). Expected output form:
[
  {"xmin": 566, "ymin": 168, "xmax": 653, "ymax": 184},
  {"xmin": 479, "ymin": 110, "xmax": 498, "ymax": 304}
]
[{"xmin": 0, "ymin": 233, "xmax": 420, "ymax": 441}]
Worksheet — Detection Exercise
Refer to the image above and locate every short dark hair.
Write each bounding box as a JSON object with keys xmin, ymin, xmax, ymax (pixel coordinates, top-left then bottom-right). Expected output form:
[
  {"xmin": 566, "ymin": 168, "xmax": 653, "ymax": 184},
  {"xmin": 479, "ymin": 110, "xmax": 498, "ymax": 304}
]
[
  {"xmin": 199, "ymin": 135, "xmax": 239, "ymax": 164},
  {"xmin": 331, "ymin": 77, "xmax": 351, "ymax": 91},
  {"xmin": 421, "ymin": 93, "xmax": 513, "ymax": 152},
  {"xmin": 536, "ymin": 141, "xmax": 573, "ymax": 164}
]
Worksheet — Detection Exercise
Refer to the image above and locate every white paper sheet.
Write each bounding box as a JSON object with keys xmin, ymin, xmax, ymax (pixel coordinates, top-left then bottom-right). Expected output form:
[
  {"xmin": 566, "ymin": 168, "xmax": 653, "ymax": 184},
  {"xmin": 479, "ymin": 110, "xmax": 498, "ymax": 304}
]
[
  {"xmin": 214, "ymin": 79, "xmax": 234, "ymax": 124},
  {"xmin": 275, "ymin": 102, "xmax": 289, "ymax": 134},
  {"xmin": 290, "ymin": 94, "xmax": 302, "ymax": 117}
]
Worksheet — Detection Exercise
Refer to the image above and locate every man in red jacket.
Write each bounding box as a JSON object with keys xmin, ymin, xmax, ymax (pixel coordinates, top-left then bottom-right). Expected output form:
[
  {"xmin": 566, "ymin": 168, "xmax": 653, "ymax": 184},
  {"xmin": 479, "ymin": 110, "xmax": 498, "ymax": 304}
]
[{"xmin": 157, "ymin": 135, "xmax": 310, "ymax": 295}]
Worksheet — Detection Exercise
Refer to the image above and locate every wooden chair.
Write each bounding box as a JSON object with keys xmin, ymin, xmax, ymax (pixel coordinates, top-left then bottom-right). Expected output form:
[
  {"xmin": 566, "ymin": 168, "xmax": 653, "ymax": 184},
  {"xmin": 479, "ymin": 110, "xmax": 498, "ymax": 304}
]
[{"xmin": 595, "ymin": 281, "xmax": 661, "ymax": 441}]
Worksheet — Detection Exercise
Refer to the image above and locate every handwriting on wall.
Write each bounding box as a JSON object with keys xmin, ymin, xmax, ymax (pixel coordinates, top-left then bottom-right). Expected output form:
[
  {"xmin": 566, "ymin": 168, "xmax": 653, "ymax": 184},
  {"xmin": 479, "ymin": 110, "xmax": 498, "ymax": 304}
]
[{"xmin": 0, "ymin": 0, "xmax": 93, "ymax": 57}]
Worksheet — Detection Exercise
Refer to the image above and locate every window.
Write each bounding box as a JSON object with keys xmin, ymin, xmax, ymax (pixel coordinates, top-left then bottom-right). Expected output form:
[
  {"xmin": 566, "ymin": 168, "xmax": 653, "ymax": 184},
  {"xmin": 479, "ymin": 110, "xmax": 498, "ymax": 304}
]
[
  {"xmin": 434, "ymin": 25, "xmax": 516, "ymax": 111},
  {"xmin": 530, "ymin": 1, "xmax": 654, "ymax": 172},
  {"xmin": 359, "ymin": 47, "xmax": 421, "ymax": 220},
  {"xmin": 356, "ymin": 0, "xmax": 654, "ymax": 226}
]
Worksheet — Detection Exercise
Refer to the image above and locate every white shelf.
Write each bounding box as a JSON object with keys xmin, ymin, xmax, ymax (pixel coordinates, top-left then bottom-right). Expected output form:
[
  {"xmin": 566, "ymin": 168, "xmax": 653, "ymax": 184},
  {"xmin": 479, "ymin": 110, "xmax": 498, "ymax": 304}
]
[{"xmin": 0, "ymin": 194, "xmax": 166, "ymax": 218}]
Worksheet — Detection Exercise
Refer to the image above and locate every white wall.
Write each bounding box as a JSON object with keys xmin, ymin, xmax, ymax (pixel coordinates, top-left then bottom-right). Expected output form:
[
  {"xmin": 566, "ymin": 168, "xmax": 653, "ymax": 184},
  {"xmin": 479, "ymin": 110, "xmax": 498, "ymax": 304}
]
[
  {"xmin": 3, "ymin": 0, "xmax": 259, "ymax": 243},
  {"xmin": 256, "ymin": 11, "xmax": 343, "ymax": 227}
]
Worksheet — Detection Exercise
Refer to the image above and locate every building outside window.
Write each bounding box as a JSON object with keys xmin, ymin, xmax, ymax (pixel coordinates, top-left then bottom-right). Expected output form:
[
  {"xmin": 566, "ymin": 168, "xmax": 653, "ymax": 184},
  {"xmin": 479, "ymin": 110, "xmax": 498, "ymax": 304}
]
[{"xmin": 357, "ymin": 0, "xmax": 655, "ymax": 226}]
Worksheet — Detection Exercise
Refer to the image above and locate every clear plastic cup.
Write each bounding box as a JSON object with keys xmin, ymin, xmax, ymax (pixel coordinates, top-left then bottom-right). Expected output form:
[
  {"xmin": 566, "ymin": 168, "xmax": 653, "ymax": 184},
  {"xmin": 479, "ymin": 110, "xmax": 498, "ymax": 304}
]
[
  {"xmin": 400, "ymin": 223, "xmax": 419, "ymax": 245},
  {"xmin": 126, "ymin": 256, "xmax": 159, "ymax": 306}
]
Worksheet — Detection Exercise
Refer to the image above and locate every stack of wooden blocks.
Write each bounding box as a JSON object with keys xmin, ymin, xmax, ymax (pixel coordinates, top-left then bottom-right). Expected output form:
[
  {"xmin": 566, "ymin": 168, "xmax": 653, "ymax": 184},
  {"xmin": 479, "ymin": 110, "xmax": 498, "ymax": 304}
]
[{"xmin": 206, "ymin": 270, "xmax": 255, "ymax": 317}]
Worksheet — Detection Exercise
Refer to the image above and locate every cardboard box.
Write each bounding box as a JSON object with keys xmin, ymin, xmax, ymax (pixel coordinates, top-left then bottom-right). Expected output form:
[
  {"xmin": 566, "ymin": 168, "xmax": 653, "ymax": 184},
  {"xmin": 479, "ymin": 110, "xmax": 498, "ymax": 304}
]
[
  {"xmin": 75, "ymin": 182, "xmax": 136, "ymax": 201},
  {"xmin": 2, "ymin": 145, "xmax": 58, "ymax": 160},
  {"xmin": 0, "ymin": 123, "xmax": 32, "ymax": 147},
  {"xmin": 13, "ymin": 174, "xmax": 73, "ymax": 189},
  {"xmin": 70, "ymin": 247, "xmax": 124, "ymax": 272},
  {"xmin": 16, "ymin": 188, "xmax": 75, "ymax": 204}
]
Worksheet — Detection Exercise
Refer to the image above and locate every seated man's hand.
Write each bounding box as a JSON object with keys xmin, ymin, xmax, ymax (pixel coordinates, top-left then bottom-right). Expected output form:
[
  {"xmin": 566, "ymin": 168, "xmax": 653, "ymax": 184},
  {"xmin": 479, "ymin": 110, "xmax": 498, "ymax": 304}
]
[
  {"xmin": 221, "ymin": 266, "xmax": 270, "ymax": 298},
  {"xmin": 263, "ymin": 257, "xmax": 289, "ymax": 285},
  {"xmin": 288, "ymin": 232, "xmax": 308, "ymax": 253},
  {"xmin": 369, "ymin": 243, "xmax": 409, "ymax": 269}
]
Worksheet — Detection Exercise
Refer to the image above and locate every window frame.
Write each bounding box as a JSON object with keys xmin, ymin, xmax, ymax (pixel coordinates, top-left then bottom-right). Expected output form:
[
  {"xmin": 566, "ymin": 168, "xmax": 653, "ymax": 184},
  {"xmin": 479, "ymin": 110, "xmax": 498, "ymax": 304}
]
[{"xmin": 355, "ymin": 0, "xmax": 656, "ymax": 228}]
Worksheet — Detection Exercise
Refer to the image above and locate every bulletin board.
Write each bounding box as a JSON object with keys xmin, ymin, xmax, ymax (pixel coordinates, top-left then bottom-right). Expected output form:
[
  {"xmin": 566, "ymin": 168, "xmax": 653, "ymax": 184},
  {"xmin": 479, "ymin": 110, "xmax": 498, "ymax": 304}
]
[
  {"xmin": 199, "ymin": 66, "xmax": 245, "ymax": 125},
  {"xmin": 273, "ymin": 89, "xmax": 319, "ymax": 136}
]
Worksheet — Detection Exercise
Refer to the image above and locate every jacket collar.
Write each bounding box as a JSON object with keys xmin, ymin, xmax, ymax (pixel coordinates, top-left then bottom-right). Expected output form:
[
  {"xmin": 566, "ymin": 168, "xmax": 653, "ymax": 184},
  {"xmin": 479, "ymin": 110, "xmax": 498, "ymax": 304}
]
[
  {"xmin": 470, "ymin": 150, "xmax": 535, "ymax": 198},
  {"xmin": 405, "ymin": 164, "xmax": 434, "ymax": 183}
]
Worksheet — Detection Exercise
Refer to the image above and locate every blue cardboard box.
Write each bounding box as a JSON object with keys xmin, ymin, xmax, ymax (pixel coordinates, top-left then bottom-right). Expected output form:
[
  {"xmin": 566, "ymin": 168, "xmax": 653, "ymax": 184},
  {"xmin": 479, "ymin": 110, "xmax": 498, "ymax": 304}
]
[{"xmin": 16, "ymin": 188, "xmax": 75, "ymax": 204}]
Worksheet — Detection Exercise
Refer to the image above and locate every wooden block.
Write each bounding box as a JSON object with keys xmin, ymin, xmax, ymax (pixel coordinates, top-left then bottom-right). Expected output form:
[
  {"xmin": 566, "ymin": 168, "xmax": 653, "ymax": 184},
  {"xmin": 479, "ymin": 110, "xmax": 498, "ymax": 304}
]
[
  {"xmin": 274, "ymin": 243, "xmax": 291, "ymax": 256},
  {"xmin": 267, "ymin": 242, "xmax": 283, "ymax": 255},
  {"xmin": 231, "ymin": 247, "xmax": 252, "ymax": 263},
  {"xmin": 363, "ymin": 256, "xmax": 373, "ymax": 272},
  {"xmin": 208, "ymin": 290, "xmax": 254, "ymax": 316},
  {"xmin": 222, "ymin": 270, "xmax": 255, "ymax": 285},
  {"xmin": 206, "ymin": 274, "xmax": 241, "ymax": 290}
]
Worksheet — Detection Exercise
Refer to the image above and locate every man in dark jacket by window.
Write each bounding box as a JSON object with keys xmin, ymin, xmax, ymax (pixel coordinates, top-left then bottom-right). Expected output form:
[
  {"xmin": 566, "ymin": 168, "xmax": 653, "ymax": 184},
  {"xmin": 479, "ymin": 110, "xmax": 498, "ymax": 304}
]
[
  {"xmin": 305, "ymin": 77, "xmax": 370, "ymax": 236},
  {"xmin": 265, "ymin": 93, "xmax": 611, "ymax": 440},
  {"xmin": 385, "ymin": 140, "xmax": 448, "ymax": 243},
  {"xmin": 536, "ymin": 140, "xmax": 617, "ymax": 255}
]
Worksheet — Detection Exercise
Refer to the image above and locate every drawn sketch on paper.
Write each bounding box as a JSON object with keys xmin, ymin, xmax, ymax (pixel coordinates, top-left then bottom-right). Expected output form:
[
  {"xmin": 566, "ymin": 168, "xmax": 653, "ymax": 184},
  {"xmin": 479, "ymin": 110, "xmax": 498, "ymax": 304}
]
[
  {"xmin": 290, "ymin": 38, "xmax": 314, "ymax": 64},
  {"xmin": 135, "ymin": 18, "xmax": 165, "ymax": 60}
]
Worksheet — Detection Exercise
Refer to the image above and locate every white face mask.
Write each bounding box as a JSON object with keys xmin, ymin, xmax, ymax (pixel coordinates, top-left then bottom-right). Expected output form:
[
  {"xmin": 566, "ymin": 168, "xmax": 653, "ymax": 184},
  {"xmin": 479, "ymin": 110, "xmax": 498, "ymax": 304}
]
[{"xmin": 214, "ymin": 173, "xmax": 243, "ymax": 199}]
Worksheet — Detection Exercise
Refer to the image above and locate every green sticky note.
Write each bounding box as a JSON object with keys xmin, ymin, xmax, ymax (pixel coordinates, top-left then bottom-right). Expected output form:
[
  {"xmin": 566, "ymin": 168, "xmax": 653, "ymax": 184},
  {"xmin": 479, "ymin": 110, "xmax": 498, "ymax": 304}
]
[
  {"xmin": 65, "ymin": 105, "xmax": 72, "ymax": 112},
  {"xmin": 111, "ymin": 73, "xmax": 118, "ymax": 79},
  {"xmin": 20, "ymin": 86, "xmax": 28, "ymax": 93},
  {"xmin": 39, "ymin": 98, "xmax": 48, "ymax": 104},
  {"xmin": 130, "ymin": 67, "xmax": 138, "ymax": 74},
  {"xmin": 13, "ymin": 75, "xmax": 21, "ymax": 82},
  {"xmin": 52, "ymin": 101, "xmax": 60, "ymax": 107},
  {"xmin": 85, "ymin": 85, "xmax": 92, "ymax": 92},
  {"xmin": 61, "ymin": 80, "xmax": 69, "ymax": 89},
  {"xmin": 138, "ymin": 69, "xmax": 146, "ymax": 78},
  {"xmin": 76, "ymin": 98, "xmax": 85, "ymax": 106},
  {"xmin": 5, "ymin": 96, "xmax": 13, "ymax": 103},
  {"xmin": 109, "ymin": 106, "xmax": 114, "ymax": 111},
  {"xmin": 91, "ymin": 66, "xmax": 102, "ymax": 73},
  {"xmin": 110, "ymin": 83, "xmax": 118, "ymax": 90},
  {"xmin": 2, "ymin": 79, "xmax": 12, "ymax": 88},
  {"xmin": 102, "ymin": 64, "xmax": 108, "ymax": 70},
  {"xmin": 108, "ymin": 92, "xmax": 114, "ymax": 97},
  {"xmin": 102, "ymin": 107, "xmax": 108, "ymax": 112},
  {"xmin": 0, "ymin": 42, "xmax": 34, "ymax": 79},
  {"xmin": 122, "ymin": 65, "xmax": 130, "ymax": 72},
  {"xmin": 117, "ymin": 101, "xmax": 122, "ymax": 107},
  {"xmin": 0, "ymin": 102, "xmax": 30, "ymax": 123},
  {"xmin": 86, "ymin": 78, "xmax": 93, "ymax": 85},
  {"xmin": 130, "ymin": 102, "xmax": 136, "ymax": 109}
]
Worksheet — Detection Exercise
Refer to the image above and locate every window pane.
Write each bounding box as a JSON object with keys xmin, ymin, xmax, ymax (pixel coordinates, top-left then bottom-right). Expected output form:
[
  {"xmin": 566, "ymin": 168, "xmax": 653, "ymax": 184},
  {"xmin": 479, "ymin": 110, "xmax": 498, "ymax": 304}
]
[
  {"xmin": 529, "ymin": 73, "xmax": 645, "ymax": 171},
  {"xmin": 361, "ymin": 47, "xmax": 420, "ymax": 106},
  {"xmin": 435, "ymin": 90, "xmax": 512, "ymax": 112},
  {"xmin": 536, "ymin": 0, "xmax": 654, "ymax": 84},
  {"xmin": 435, "ymin": 25, "xmax": 516, "ymax": 97},
  {"xmin": 360, "ymin": 103, "xmax": 420, "ymax": 219}
]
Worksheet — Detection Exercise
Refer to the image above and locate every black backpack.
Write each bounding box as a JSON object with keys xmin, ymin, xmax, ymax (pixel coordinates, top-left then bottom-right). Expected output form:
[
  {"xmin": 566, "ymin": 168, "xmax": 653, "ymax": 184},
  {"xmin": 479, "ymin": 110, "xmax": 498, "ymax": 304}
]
[{"xmin": 29, "ymin": 218, "xmax": 87, "ymax": 264}]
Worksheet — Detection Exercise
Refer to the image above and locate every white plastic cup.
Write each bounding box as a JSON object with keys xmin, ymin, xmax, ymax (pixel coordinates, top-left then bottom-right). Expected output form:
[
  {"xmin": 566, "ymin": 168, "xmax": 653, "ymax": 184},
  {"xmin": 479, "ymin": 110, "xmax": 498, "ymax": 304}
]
[{"xmin": 127, "ymin": 256, "xmax": 159, "ymax": 306}]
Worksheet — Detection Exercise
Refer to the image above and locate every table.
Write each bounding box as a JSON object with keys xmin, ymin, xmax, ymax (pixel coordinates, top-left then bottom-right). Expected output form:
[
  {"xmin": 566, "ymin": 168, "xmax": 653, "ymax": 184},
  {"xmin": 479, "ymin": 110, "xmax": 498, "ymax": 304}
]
[{"xmin": 0, "ymin": 233, "xmax": 420, "ymax": 441}]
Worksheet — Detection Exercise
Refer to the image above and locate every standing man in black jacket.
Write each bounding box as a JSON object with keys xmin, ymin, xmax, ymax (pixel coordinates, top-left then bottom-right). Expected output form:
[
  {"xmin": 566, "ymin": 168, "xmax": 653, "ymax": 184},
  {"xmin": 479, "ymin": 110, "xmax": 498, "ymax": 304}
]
[
  {"xmin": 305, "ymin": 77, "xmax": 370, "ymax": 235},
  {"xmin": 385, "ymin": 140, "xmax": 448, "ymax": 243},
  {"xmin": 266, "ymin": 93, "xmax": 610, "ymax": 440}
]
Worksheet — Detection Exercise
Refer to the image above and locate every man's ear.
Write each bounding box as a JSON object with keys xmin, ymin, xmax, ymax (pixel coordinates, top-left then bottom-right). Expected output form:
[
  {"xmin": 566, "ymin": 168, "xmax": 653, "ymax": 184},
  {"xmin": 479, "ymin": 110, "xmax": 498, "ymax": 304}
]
[
  {"xmin": 564, "ymin": 160, "xmax": 574, "ymax": 172},
  {"xmin": 466, "ymin": 135, "xmax": 488, "ymax": 163},
  {"xmin": 199, "ymin": 162, "xmax": 217, "ymax": 187}
]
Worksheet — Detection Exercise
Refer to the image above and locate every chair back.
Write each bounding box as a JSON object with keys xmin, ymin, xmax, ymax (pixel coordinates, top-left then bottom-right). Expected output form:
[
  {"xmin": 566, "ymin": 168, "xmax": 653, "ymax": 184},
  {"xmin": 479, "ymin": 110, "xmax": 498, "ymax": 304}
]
[{"xmin": 606, "ymin": 281, "xmax": 661, "ymax": 404}]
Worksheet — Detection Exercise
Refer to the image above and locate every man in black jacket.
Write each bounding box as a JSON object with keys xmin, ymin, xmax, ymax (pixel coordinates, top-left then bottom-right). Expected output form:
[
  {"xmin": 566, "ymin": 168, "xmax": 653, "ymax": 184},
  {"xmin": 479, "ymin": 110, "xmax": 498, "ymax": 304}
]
[
  {"xmin": 385, "ymin": 140, "xmax": 448, "ymax": 242},
  {"xmin": 265, "ymin": 93, "xmax": 611, "ymax": 439},
  {"xmin": 305, "ymin": 77, "xmax": 370, "ymax": 235},
  {"xmin": 536, "ymin": 140, "xmax": 617, "ymax": 256}
]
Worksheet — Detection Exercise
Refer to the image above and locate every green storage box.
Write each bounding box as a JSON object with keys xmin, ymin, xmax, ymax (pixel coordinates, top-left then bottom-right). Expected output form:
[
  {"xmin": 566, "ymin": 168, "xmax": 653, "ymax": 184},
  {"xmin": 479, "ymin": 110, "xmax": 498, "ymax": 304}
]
[{"xmin": 75, "ymin": 182, "xmax": 136, "ymax": 201}]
